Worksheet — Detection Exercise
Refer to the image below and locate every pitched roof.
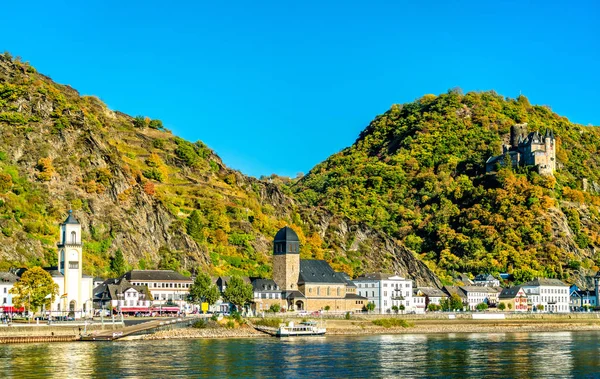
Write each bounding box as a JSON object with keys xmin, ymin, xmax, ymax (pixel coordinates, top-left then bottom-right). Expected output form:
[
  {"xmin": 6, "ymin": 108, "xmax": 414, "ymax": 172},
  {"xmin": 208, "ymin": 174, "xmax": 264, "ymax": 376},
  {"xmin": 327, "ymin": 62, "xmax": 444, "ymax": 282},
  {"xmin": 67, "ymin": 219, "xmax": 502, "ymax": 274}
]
[
  {"xmin": 474, "ymin": 274, "xmax": 497, "ymax": 282},
  {"xmin": 298, "ymin": 260, "xmax": 346, "ymax": 284},
  {"xmin": 94, "ymin": 278, "xmax": 152, "ymax": 300},
  {"xmin": 251, "ymin": 278, "xmax": 280, "ymax": 292},
  {"xmin": 460, "ymin": 286, "xmax": 499, "ymax": 294},
  {"xmin": 274, "ymin": 226, "xmax": 299, "ymax": 242},
  {"xmin": 499, "ymin": 286, "xmax": 525, "ymax": 299},
  {"xmin": 344, "ymin": 293, "xmax": 367, "ymax": 300},
  {"xmin": 336, "ymin": 272, "xmax": 356, "ymax": 288},
  {"xmin": 62, "ymin": 210, "xmax": 80, "ymax": 225},
  {"xmin": 122, "ymin": 270, "xmax": 192, "ymax": 282},
  {"xmin": 418, "ymin": 287, "xmax": 447, "ymax": 298},
  {"xmin": 43, "ymin": 266, "xmax": 63, "ymax": 278},
  {"xmin": 0, "ymin": 272, "xmax": 19, "ymax": 283},
  {"xmin": 521, "ymin": 278, "xmax": 569, "ymax": 287},
  {"xmin": 354, "ymin": 273, "xmax": 392, "ymax": 281},
  {"xmin": 443, "ymin": 286, "xmax": 467, "ymax": 299}
]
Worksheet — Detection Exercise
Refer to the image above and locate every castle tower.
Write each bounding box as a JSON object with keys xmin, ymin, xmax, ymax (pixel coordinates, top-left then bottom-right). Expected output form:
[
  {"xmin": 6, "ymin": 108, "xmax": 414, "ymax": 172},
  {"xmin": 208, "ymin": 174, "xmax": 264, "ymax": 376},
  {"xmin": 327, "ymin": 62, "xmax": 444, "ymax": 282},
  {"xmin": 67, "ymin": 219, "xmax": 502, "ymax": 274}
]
[
  {"xmin": 57, "ymin": 210, "xmax": 84, "ymax": 317},
  {"xmin": 272, "ymin": 226, "xmax": 300, "ymax": 291},
  {"xmin": 545, "ymin": 129, "xmax": 556, "ymax": 172}
]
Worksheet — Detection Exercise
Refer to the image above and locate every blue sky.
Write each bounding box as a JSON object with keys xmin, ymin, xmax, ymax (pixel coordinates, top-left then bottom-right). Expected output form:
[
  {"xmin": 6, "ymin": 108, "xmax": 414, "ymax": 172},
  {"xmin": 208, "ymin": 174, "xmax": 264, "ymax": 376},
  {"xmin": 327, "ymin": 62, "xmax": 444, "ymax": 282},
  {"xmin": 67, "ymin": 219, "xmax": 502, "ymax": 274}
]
[{"xmin": 1, "ymin": 1, "xmax": 598, "ymax": 177}]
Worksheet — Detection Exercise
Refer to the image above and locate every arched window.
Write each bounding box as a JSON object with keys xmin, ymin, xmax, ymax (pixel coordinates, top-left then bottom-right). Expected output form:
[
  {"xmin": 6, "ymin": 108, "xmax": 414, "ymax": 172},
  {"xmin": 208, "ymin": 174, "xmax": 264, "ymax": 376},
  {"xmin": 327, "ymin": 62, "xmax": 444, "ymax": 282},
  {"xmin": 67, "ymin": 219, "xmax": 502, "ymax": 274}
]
[
  {"xmin": 71, "ymin": 231, "xmax": 77, "ymax": 244},
  {"xmin": 327, "ymin": 287, "xmax": 330, "ymax": 296},
  {"xmin": 337, "ymin": 287, "xmax": 341, "ymax": 296}
]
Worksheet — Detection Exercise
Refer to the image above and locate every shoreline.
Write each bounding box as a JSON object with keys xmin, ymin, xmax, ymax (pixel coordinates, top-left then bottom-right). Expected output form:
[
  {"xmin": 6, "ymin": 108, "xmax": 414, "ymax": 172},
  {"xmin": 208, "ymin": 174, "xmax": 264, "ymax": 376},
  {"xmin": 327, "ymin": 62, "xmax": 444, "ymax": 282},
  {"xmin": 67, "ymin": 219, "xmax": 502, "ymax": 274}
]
[{"xmin": 143, "ymin": 318, "xmax": 600, "ymax": 340}]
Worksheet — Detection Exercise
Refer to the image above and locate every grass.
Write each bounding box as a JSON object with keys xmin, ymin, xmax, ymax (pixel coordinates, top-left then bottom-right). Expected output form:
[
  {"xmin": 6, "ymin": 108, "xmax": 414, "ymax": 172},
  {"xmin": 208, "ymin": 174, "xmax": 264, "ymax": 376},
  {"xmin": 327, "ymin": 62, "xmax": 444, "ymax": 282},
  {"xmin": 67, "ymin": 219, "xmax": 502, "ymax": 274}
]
[
  {"xmin": 253, "ymin": 318, "xmax": 282, "ymax": 328},
  {"xmin": 371, "ymin": 318, "xmax": 413, "ymax": 328}
]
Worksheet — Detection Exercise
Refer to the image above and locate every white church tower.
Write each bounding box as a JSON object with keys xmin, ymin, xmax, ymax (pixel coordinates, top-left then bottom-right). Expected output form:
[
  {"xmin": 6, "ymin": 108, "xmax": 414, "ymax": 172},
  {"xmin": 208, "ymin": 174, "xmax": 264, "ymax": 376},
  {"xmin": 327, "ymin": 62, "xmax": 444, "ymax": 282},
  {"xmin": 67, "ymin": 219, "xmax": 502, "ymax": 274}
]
[{"xmin": 55, "ymin": 210, "xmax": 92, "ymax": 318}]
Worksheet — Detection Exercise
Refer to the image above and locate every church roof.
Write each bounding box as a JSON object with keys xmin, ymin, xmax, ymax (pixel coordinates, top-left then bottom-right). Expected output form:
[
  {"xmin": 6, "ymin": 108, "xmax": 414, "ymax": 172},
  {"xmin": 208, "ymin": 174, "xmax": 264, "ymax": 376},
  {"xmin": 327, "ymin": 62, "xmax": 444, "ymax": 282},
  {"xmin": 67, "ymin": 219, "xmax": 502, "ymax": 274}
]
[
  {"xmin": 336, "ymin": 272, "xmax": 356, "ymax": 288},
  {"xmin": 298, "ymin": 260, "xmax": 347, "ymax": 284},
  {"xmin": 122, "ymin": 270, "xmax": 192, "ymax": 282},
  {"xmin": 63, "ymin": 210, "xmax": 80, "ymax": 225},
  {"xmin": 274, "ymin": 226, "xmax": 299, "ymax": 242}
]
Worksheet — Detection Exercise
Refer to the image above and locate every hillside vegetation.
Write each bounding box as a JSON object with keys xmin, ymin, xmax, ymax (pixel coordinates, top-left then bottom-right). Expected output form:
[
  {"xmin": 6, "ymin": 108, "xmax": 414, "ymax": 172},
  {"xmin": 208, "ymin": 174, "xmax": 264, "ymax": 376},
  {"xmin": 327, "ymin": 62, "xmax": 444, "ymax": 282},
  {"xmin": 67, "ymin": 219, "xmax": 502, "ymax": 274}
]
[
  {"xmin": 0, "ymin": 53, "xmax": 439, "ymax": 287},
  {"xmin": 296, "ymin": 90, "xmax": 600, "ymax": 285}
]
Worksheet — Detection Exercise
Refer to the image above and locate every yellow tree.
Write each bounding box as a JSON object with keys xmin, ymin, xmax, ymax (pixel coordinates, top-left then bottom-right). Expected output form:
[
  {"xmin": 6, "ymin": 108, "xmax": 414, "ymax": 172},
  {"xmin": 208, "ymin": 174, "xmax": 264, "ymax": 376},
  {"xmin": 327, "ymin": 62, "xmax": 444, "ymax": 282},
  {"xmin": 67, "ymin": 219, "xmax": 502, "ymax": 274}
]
[{"xmin": 10, "ymin": 267, "xmax": 59, "ymax": 315}]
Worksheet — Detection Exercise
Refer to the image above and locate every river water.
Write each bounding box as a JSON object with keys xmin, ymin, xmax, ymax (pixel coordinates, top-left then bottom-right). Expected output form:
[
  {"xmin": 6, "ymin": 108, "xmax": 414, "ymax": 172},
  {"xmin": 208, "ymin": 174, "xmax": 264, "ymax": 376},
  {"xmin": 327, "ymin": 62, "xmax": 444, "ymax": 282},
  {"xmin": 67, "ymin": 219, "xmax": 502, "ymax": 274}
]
[{"xmin": 2, "ymin": 331, "xmax": 600, "ymax": 378}]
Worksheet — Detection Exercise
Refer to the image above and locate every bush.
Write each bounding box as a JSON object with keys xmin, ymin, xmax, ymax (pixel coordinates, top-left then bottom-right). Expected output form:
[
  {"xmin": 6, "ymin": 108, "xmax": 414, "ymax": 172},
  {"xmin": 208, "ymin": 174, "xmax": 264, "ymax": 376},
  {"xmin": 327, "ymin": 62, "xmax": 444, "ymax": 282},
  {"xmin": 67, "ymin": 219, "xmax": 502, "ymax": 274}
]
[
  {"xmin": 372, "ymin": 318, "xmax": 412, "ymax": 328},
  {"xmin": 193, "ymin": 319, "xmax": 207, "ymax": 329},
  {"xmin": 210, "ymin": 314, "xmax": 219, "ymax": 322},
  {"xmin": 142, "ymin": 168, "xmax": 163, "ymax": 182},
  {"xmin": 498, "ymin": 302, "xmax": 506, "ymax": 311},
  {"xmin": 225, "ymin": 320, "xmax": 235, "ymax": 329},
  {"xmin": 253, "ymin": 318, "xmax": 282, "ymax": 328},
  {"xmin": 345, "ymin": 312, "xmax": 351, "ymax": 320},
  {"xmin": 269, "ymin": 303, "xmax": 281, "ymax": 313},
  {"xmin": 149, "ymin": 119, "xmax": 164, "ymax": 130}
]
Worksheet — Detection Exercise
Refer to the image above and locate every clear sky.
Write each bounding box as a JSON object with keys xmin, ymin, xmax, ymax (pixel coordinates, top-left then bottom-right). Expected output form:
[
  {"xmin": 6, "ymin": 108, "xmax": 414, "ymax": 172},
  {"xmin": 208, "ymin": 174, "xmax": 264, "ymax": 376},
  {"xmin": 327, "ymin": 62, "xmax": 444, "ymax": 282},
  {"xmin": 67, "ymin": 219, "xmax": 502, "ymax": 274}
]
[{"xmin": 1, "ymin": 1, "xmax": 598, "ymax": 178}]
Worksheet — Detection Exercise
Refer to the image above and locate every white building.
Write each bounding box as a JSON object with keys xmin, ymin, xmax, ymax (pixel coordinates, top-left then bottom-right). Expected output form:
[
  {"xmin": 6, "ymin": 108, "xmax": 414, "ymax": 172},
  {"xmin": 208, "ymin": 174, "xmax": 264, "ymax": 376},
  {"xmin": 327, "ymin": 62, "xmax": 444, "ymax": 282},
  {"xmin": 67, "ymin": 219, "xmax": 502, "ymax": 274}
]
[
  {"xmin": 50, "ymin": 211, "xmax": 94, "ymax": 318},
  {"xmin": 93, "ymin": 278, "xmax": 152, "ymax": 315},
  {"xmin": 414, "ymin": 287, "xmax": 447, "ymax": 313},
  {"xmin": 0, "ymin": 272, "xmax": 19, "ymax": 314},
  {"xmin": 459, "ymin": 286, "xmax": 499, "ymax": 310},
  {"xmin": 354, "ymin": 273, "xmax": 413, "ymax": 314},
  {"xmin": 521, "ymin": 278, "xmax": 570, "ymax": 313},
  {"xmin": 121, "ymin": 270, "xmax": 194, "ymax": 313},
  {"xmin": 473, "ymin": 274, "xmax": 501, "ymax": 287}
]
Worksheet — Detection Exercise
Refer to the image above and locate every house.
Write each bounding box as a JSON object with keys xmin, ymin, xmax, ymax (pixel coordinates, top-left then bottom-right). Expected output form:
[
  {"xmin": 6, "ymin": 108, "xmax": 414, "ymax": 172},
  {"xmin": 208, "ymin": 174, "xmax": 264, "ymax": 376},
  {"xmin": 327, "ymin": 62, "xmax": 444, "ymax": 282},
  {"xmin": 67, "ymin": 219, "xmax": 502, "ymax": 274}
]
[
  {"xmin": 458, "ymin": 274, "xmax": 473, "ymax": 285},
  {"xmin": 414, "ymin": 287, "xmax": 447, "ymax": 312},
  {"xmin": 521, "ymin": 278, "xmax": 570, "ymax": 312},
  {"xmin": 473, "ymin": 274, "xmax": 501, "ymax": 287},
  {"xmin": 272, "ymin": 226, "xmax": 366, "ymax": 312},
  {"xmin": 443, "ymin": 285, "xmax": 467, "ymax": 309},
  {"xmin": 0, "ymin": 272, "xmax": 20, "ymax": 314},
  {"xmin": 459, "ymin": 286, "xmax": 499, "ymax": 310},
  {"xmin": 251, "ymin": 278, "xmax": 284, "ymax": 314},
  {"xmin": 214, "ymin": 276, "xmax": 253, "ymax": 313},
  {"xmin": 354, "ymin": 273, "xmax": 413, "ymax": 314},
  {"xmin": 120, "ymin": 269, "xmax": 194, "ymax": 313},
  {"xmin": 570, "ymin": 289, "xmax": 596, "ymax": 311},
  {"xmin": 93, "ymin": 278, "xmax": 153, "ymax": 315},
  {"xmin": 498, "ymin": 286, "xmax": 528, "ymax": 311}
]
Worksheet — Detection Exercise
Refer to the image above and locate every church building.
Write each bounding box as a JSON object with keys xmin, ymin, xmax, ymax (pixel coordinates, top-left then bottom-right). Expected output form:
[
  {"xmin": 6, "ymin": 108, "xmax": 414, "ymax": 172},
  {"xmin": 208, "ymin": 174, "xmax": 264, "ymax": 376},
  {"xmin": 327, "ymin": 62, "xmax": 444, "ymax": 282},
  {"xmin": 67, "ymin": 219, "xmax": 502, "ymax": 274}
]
[
  {"xmin": 272, "ymin": 226, "xmax": 367, "ymax": 312},
  {"xmin": 48, "ymin": 210, "xmax": 94, "ymax": 318}
]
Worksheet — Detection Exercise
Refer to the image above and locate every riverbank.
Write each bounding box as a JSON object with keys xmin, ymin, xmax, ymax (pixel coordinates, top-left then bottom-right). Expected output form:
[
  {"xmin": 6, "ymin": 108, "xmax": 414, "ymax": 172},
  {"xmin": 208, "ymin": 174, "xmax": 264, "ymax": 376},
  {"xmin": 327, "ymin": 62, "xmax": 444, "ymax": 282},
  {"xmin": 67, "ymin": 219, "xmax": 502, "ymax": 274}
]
[{"xmin": 143, "ymin": 317, "xmax": 600, "ymax": 340}]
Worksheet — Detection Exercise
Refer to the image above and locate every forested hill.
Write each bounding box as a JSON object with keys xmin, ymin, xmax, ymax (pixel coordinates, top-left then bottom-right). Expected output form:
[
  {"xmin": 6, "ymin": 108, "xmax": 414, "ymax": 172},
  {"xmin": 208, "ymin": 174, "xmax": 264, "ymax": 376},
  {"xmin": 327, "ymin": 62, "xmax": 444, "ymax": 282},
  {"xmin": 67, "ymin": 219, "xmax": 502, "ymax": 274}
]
[
  {"xmin": 0, "ymin": 53, "xmax": 440, "ymax": 287},
  {"xmin": 295, "ymin": 90, "xmax": 600, "ymax": 286}
]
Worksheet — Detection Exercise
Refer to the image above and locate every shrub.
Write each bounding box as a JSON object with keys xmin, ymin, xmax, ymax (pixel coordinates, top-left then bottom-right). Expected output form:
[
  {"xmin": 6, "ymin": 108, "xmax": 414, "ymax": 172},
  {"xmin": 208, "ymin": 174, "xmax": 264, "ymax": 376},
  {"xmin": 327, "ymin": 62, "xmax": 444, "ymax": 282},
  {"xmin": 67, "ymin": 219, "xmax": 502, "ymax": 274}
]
[
  {"xmin": 345, "ymin": 312, "xmax": 351, "ymax": 320},
  {"xmin": 225, "ymin": 320, "xmax": 235, "ymax": 329},
  {"xmin": 193, "ymin": 319, "xmax": 207, "ymax": 329},
  {"xmin": 149, "ymin": 119, "xmax": 164, "ymax": 130},
  {"xmin": 498, "ymin": 302, "xmax": 506, "ymax": 311},
  {"xmin": 142, "ymin": 168, "xmax": 163, "ymax": 182},
  {"xmin": 372, "ymin": 318, "xmax": 412, "ymax": 328},
  {"xmin": 210, "ymin": 314, "xmax": 219, "ymax": 322},
  {"xmin": 268, "ymin": 303, "xmax": 281, "ymax": 313},
  {"xmin": 253, "ymin": 318, "xmax": 282, "ymax": 328}
]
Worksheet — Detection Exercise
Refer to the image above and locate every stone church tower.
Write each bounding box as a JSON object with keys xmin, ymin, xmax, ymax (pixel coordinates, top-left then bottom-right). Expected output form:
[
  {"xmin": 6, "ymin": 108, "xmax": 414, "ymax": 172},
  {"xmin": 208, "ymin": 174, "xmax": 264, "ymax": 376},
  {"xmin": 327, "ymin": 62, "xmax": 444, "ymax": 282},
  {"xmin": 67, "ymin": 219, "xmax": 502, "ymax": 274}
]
[
  {"xmin": 272, "ymin": 226, "xmax": 300, "ymax": 291},
  {"xmin": 57, "ymin": 210, "xmax": 84, "ymax": 314}
]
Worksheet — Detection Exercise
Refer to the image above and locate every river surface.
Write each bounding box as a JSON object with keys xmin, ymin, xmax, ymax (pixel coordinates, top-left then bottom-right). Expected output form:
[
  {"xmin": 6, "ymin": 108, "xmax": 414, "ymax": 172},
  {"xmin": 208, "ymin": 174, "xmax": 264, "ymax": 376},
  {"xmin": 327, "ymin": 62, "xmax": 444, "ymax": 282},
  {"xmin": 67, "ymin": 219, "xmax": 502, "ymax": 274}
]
[{"xmin": 2, "ymin": 331, "xmax": 600, "ymax": 378}]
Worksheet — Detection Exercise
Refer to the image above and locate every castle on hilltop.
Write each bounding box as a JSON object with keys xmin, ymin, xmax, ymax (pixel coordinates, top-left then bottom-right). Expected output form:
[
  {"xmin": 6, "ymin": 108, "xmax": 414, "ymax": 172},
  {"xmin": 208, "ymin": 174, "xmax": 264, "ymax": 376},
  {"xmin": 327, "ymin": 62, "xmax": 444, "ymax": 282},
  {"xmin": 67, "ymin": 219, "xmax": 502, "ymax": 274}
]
[{"xmin": 486, "ymin": 123, "xmax": 556, "ymax": 175}]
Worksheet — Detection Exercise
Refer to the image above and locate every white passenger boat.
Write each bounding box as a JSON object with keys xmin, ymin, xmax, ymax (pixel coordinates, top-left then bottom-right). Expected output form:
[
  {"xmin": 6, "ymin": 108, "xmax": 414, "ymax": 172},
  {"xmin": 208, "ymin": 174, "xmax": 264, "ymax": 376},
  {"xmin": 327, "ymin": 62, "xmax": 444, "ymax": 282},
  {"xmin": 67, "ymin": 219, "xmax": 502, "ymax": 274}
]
[{"xmin": 276, "ymin": 321, "xmax": 326, "ymax": 337}]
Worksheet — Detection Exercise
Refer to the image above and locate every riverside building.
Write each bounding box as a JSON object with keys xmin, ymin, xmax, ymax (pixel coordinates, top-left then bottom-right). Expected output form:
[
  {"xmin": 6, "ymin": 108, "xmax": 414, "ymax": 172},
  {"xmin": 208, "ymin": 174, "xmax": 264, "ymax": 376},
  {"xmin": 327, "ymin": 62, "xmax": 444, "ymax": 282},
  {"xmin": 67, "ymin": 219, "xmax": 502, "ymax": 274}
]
[{"xmin": 353, "ymin": 273, "xmax": 413, "ymax": 314}]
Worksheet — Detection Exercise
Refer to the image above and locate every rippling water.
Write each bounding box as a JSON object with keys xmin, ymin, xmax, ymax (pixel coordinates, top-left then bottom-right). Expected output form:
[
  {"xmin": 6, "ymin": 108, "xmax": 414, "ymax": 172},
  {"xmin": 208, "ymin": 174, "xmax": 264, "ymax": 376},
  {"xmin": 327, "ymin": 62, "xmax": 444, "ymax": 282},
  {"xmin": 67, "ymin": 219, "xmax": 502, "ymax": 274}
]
[{"xmin": 2, "ymin": 331, "xmax": 600, "ymax": 378}]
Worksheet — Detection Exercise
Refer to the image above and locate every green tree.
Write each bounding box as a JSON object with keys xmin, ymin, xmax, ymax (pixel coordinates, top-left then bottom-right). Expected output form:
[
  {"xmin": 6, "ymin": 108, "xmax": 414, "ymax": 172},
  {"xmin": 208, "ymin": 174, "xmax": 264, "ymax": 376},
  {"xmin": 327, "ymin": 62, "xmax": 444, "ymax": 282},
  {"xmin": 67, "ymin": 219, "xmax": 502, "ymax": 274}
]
[
  {"xmin": 391, "ymin": 305, "xmax": 399, "ymax": 314},
  {"xmin": 186, "ymin": 210, "xmax": 204, "ymax": 242},
  {"xmin": 188, "ymin": 272, "xmax": 220, "ymax": 309},
  {"xmin": 536, "ymin": 304, "xmax": 544, "ymax": 311},
  {"xmin": 157, "ymin": 246, "xmax": 180, "ymax": 271},
  {"xmin": 133, "ymin": 115, "xmax": 146, "ymax": 128},
  {"xmin": 9, "ymin": 267, "xmax": 59, "ymax": 315},
  {"xmin": 365, "ymin": 302, "xmax": 376, "ymax": 313},
  {"xmin": 475, "ymin": 302, "xmax": 488, "ymax": 311},
  {"xmin": 399, "ymin": 304, "xmax": 405, "ymax": 313},
  {"xmin": 498, "ymin": 302, "xmax": 506, "ymax": 311},
  {"xmin": 149, "ymin": 119, "xmax": 164, "ymax": 130},
  {"xmin": 269, "ymin": 303, "xmax": 281, "ymax": 313},
  {"xmin": 324, "ymin": 305, "xmax": 331, "ymax": 311},
  {"xmin": 222, "ymin": 276, "xmax": 253, "ymax": 313},
  {"xmin": 110, "ymin": 249, "xmax": 127, "ymax": 277},
  {"xmin": 507, "ymin": 302, "xmax": 513, "ymax": 310}
]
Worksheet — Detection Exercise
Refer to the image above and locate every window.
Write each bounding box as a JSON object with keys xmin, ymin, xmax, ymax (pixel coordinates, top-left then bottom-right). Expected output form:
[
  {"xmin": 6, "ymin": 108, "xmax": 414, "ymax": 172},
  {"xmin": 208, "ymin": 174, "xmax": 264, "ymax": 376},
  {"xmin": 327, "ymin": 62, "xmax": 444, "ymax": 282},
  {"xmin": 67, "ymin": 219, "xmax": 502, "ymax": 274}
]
[
  {"xmin": 68, "ymin": 261, "xmax": 79, "ymax": 269},
  {"xmin": 309, "ymin": 288, "xmax": 312, "ymax": 294},
  {"xmin": 372, "ymin": 291, "xmax": 375, "ymax": 297},
  {"xmin": 337, "ymin": 287, "xmax": 341, "ymax": 296},
  {"xmin": 317, "ymin": 287, "xmax": 320, "ymax": 296},
  {"xmin": 3, "ymin": 288, "xmax": 6, "ymax": 293},
  {"xmin": 71, "ymin": 231, "xmax": 77, "ymax": 244},
  {"xmin": 327, "ymin": 287, "xmax": 330, "ymax": 296},
  {"xmin": 2, "ymin": 298, "xmax": 5, "ymax": 304},
  {"xmin": 384, "ymin": 291, "xmax": 387, "ymax": 296}
]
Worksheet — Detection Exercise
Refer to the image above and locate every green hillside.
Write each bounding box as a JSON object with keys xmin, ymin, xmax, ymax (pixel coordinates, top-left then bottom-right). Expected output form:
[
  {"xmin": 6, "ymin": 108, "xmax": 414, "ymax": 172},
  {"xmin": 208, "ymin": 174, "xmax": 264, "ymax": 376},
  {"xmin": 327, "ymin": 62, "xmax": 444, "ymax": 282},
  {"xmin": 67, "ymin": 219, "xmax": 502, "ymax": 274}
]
[
  {"xmin": 0, "ymin": 53, "xmax": 440, "ymax": 287},
  {"xmin": 295, "ymin": 90, "xmax": 600, "ymax": 285}
]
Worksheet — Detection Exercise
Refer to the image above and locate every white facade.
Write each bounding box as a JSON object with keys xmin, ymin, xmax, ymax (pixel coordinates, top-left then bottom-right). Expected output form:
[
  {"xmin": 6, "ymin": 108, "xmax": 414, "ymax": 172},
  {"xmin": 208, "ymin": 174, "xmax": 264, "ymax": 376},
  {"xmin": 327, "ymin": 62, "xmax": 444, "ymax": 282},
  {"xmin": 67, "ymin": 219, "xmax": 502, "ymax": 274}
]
[
  {"xmin": 354, "ymin": 274, "xmax": 413, "ymax": 314},
  {"xmin": 460, "ymin": 286, "xmax": 499, "ymax": 310},
  {"xmin": 126, "ymin": 270, "xmax": 194, "ymax": 311},
  {"xmin": 0, "ymin": 273, "xmax": 17, "ymax": 310},
  {"xmin": 522, "ymin": 279, "xmax": 570, "ymax": 313},
  {"xmin": 51, "ymin": 211, "xmax": 94, "ymax": 318}
]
